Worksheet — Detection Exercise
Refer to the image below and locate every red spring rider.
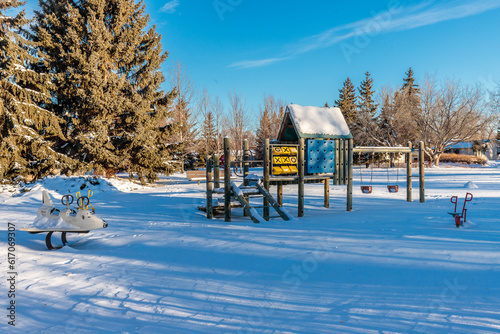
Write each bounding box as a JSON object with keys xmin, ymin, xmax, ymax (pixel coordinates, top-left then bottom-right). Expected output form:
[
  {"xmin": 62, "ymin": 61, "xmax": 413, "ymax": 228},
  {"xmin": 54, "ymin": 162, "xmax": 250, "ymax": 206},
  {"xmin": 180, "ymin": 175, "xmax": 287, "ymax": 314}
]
[{"xmin": 449, "ymin": 193, "xmax": 473, "ymax": 228}]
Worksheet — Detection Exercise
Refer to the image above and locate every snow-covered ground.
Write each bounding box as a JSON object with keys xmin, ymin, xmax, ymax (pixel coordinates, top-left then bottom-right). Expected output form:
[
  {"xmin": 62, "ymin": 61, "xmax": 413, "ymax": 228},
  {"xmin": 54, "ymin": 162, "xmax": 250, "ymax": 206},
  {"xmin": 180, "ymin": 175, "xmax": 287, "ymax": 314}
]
[{"xmin": 1, "ymin": 164, "xmax": 500, "ymax": 333}]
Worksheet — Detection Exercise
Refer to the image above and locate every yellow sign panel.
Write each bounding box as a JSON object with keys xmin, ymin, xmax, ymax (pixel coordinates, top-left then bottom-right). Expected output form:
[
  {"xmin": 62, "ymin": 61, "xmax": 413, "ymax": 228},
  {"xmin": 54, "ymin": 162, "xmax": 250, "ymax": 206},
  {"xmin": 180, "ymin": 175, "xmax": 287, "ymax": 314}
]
[
  {"xmin": 280, "ymin": 166, "xmax": 291, "ymax": 173},
  {"xmin": 271, "ymin": 146, "xmax": 298, "ymax": 175},
  {"xmin": 273, "ymin": 146, "xmax": 298, "ymax": 155}
]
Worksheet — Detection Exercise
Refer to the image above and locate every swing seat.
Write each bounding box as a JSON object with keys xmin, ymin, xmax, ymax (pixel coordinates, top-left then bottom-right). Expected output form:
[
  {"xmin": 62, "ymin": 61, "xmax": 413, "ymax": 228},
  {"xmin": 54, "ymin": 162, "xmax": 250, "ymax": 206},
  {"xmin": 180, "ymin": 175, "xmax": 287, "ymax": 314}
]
[
  {"xmin": 387, "ymin": 185, "xmax": 399, "ymax": 193},
  {"xmin": 361, "ymin": 186, "xmax": 372, "ymax": 194}
]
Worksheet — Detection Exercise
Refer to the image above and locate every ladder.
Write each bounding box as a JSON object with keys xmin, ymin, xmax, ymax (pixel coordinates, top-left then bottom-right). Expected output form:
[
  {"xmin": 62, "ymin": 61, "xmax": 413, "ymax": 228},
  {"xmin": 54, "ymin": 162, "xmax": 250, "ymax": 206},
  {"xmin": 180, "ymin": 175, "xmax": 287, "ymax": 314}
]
[{"xmin": 230, "ymin": 181, "xmax": 294, "ymax": 224}]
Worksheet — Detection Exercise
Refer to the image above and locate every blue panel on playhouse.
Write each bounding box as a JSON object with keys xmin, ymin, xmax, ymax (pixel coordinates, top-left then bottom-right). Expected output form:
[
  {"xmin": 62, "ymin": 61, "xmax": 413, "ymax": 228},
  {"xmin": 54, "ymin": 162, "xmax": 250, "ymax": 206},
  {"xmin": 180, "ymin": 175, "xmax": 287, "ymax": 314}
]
[{"xmin": 306, "ymin": 140, "xmax": 335, "ymax": 174}]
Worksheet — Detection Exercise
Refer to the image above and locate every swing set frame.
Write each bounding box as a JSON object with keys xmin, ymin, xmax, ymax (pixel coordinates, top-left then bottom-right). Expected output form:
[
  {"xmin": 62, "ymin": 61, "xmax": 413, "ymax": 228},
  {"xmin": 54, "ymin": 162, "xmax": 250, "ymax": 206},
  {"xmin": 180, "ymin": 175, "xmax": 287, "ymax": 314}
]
[{"xmin": 351, "ymin": 141, "xmax": 425, "ymax": 203}]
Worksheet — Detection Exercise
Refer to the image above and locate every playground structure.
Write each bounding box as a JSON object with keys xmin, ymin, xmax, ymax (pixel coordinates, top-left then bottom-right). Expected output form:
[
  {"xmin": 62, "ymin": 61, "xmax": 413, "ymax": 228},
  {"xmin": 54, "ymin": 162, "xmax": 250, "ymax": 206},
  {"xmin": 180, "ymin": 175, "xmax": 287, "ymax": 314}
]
[{"xmin": 202, "ymin": 104, "xmax": 426, "ymax": 223}]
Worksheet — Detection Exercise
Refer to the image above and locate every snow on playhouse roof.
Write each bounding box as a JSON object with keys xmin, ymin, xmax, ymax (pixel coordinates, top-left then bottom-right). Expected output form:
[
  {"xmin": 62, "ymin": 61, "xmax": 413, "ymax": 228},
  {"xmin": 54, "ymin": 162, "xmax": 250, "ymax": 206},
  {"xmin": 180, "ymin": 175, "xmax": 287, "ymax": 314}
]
[{"xmin": 278, "ymin": 104, "xmax": 352, "ymax": 141}]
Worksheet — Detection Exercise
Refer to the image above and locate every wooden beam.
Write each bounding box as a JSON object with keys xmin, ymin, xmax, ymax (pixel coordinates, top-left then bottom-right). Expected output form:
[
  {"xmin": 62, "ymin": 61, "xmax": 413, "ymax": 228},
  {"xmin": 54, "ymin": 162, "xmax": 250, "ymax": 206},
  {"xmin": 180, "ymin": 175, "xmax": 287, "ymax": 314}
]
[
  {"xmin": 224, "ymin": 137, "xmax": 231, "ymax": 222},
  {"xmin": 263, "ymin": 139, "xmax": 270, "ymax": 220},
  {"xmin": 406, "ymin": 141, "xmax": 412, "ymax": 202},
  {"xmin": 353, "ymin": 147, "xmax": 412, "ymax": 153},
  {"xmin": 206, "ymin": 155, "xmax": 213, "ymax": 219},
  {"xmin": 347, "ymin": 138, "xmax": 353, "ymax": 212},
  {"xmin": 419, "ymin": 141, "xmax": 425, "ymax": 203},
  {"xmin": 298, "ymin": 138, "xmax": 305, "ymax": 217}
]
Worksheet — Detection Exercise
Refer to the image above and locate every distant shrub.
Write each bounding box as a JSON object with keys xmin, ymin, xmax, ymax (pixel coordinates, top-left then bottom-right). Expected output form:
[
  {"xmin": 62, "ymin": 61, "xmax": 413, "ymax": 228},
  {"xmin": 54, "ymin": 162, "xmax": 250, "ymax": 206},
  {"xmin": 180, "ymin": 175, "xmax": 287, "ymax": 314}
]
[{"xmin": 440, "ymin": 153, "xmax": 488, "ymax": 165}]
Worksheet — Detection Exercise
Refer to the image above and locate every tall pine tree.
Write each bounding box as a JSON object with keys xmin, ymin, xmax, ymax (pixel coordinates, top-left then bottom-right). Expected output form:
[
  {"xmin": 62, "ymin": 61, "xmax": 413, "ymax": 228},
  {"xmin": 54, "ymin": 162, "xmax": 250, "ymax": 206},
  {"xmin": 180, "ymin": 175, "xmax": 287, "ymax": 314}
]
[
  {"xmin": 0, "ymin": 0, "xmax": 70, "ymax": 182},
  {"xmin": 402, "ymin": 67, "xmax": 420, "ymax": 97},
  {"xmin": 356, "ymin": 71, "xmax": 378, "ymax": 145},
  {"xmin": 335, "ymin": 77, "xmax": 357, "ymax": 126},
  {"xmin": 357, "ymin": 71, "xmax": 377, "ymax": 117},
  {"xmin": 33, "ymin": 0, "xmax": 178, "ymax": 184},
  {"xmin": 396, "ymin": 67, "xmax": 421, "ymax": 144}
]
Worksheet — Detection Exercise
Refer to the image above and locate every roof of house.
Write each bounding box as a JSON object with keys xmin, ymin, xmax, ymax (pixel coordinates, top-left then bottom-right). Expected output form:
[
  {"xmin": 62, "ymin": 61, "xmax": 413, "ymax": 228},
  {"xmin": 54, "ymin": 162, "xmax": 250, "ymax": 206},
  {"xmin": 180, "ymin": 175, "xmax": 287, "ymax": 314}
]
[
  {"xmin": 447, "ymin": 142, "xmax": 473, "ymax": 149},
  {"xmin": 277, "ymin": 104, "xmax": 352, "ymax": 141}
]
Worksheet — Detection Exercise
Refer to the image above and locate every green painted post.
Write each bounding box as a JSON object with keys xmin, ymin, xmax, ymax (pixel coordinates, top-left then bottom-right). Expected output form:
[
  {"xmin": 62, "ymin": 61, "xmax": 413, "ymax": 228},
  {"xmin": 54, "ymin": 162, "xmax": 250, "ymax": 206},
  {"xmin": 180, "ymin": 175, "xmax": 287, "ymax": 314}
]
[
  {"xmin": 419, "ymin": 141, "xmax": 425, "ymax": 203},
  {"xmin": 344, "ymin": 140, "xmax": 349, "ymax": 185},
  {"xmin": 298, "ymin": 138, "xmax": 305, "ymax": 217},
  {"xmin": 243, "ymin": 139, "xmax": 249, "ymax": 187},
  {"xmin": 214, "ymin": 154, "xmax": 220, "ymax": 189},
  {"xmin": 206, "ymin": 156, "xmax": 213, "ymax": 219},
  {"xmin": 339, "ymin": 140, "xmax": 345, "ymax": 185},
  {"xmin": 334, "ymin": 139, "xmax": 340, "ymax": 185},
  {"xmin": 263, "ymin": 139, "xmax": 270, "ymax": 220},
  {"xmin": 224, "ymin": 137, "xmax": 231, "ymax": 222},
  {"xmin": 406, "ymin": 141, "xmax": 412, "ymax": 202},
  {"xmin": 242, "ymin": 140, "xmax": 250, "ymax": 216},
  {"xmin": 347, "ymin": 138, "xmax": 353, "ymax": 212}
]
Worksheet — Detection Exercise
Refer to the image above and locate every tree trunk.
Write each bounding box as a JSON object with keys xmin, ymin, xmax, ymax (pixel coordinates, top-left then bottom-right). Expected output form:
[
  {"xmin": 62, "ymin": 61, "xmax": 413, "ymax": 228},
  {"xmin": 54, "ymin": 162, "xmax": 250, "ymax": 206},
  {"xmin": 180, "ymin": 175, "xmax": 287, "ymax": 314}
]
[{"xmin": 433, "ymin": 154, "xmax": 441, "ymax": 167}]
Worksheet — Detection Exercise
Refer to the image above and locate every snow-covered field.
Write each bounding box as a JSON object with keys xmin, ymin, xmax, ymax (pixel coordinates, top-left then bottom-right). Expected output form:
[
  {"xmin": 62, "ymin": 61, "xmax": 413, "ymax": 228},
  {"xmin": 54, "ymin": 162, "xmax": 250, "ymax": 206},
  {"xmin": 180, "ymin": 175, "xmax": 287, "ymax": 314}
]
[{"xmin": 1, "ymin": 164, "xmax": 500, "ymax": 333}]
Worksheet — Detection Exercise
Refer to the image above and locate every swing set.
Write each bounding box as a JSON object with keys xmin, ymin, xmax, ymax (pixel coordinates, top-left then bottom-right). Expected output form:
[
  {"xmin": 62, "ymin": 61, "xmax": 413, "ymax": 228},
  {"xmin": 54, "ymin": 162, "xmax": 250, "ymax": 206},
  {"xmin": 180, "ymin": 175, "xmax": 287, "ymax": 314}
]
[
  {"xmin": 359, "ymin": 152, "xmax": 401, "ymax": 194},
  {"xmin": 353, "ymin": 142, "xmax": 425, "ymax": 203}
]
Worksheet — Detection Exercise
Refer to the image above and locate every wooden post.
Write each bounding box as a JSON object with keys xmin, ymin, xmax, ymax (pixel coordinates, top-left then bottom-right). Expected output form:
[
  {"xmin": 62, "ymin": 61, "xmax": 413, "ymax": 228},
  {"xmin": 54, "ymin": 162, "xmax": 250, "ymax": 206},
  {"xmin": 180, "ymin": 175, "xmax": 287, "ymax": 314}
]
[
  {"xmin": 243, "ymin": 139, "xmax": 249, "ymax": 186},
  {"xmin": 347, "ymin": 138, "xmax": 353, "ymax": 212},
  {"xmin": 339, "ymin": 140, "xmax": 345, "ymax": 185},
  {"xmin": 277, "ymin": 183, "xmax": 283, "ymax": 206},
  {"xmin": 242, "ymin": 140, "xmax": 249, "ymax": 216},
  {"xmin": 263, "ymin": 139, "xmax": 270, "ymax": 220},
  {"xmin": 324, "ymin": 178, "xmax": 329, "ymax": 208},
  {"xmin": 419, "ymin": 141, "xmax": 425, "ymax": 203},
  {"xmin": 224, "ymin": 137, "xmax": 231, "ymax": 222},
  {"xmin": 206, "ymin": 155, "xmax": 213, "ymax": 219},
  {"xmin": 298, "ymin": 138, "xmax": 305, "ymax": 217},
  {"xmin": 334, "ymin": 139, "xmax": 340, "ymax": 185},
  {"xmin": 344, "ymin": 141, "xmax": 349, "ymax": 185},
  {"xmin": 406, "ymin": 141, "xmax": 412, "ymax": 202},
  {"xmin": 214, "ymin": 154, "xmax": 220, "ymax": 189}
]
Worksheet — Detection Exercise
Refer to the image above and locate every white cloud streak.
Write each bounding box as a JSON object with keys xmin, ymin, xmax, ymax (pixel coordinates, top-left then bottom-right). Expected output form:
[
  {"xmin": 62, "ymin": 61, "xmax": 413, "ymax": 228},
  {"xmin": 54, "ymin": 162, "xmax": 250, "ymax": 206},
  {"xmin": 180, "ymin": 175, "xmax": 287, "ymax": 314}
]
[
  {"xmin": 229, "ymin": 0, "xmax": 500, "ymax": 69},
  {"xmin": 160, "ymin": 0, "xmax": 180, "ymax": 14}
]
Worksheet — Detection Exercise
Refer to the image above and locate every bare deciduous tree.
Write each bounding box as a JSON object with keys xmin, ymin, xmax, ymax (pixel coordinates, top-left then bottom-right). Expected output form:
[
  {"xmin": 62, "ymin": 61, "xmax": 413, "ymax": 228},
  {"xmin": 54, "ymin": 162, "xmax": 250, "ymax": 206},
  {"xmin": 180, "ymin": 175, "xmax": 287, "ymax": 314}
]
[
  {"xmin": 491, "ymin": 82, "xmax": 500, "ymax": 139},
  {"xmin": 227, "ymin": 89, "xmax": 250, "ymax": 162},
  {"xmin": 168, "ymin": 62, "xmax": 197, "ymax": 159},
  {"xmin": 359, "ymin": 86, "xmax": 417, "ymax": 147},
  {"xmin": 256, "ymin": 94, "xmax": 286, "ymax": 148},
  {"xmin": 211, "ymin": 96, "xmax": 225, "ymax": 155},
  {"xmin": 198, "ymin": 88, "xmax": 215, "ymax": 157},
  {"xmin": 418, "ymin": 77, "xmax": 492, "ymax": 166}
]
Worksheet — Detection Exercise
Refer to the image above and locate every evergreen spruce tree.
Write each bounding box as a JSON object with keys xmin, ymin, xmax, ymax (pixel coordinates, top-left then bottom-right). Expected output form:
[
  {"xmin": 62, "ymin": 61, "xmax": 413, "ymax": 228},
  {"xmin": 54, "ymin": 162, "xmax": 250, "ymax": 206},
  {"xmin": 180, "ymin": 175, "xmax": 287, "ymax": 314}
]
[
  {"xmin": 33, "ymin": 0, "xmax": 178, "ymax": 183},
  {"xmin": 398, "ymin": 67, "xmax": 421, "ymax": 143},
  {"xmin": 356, "ymin": 72, "xmax": 378, "ymax": 145},
  {"xmin": 377, "ymin": 92, "xmax": 397, "ymax": 146},
  {"xmin": 0, "ymin": 0, "xmax": 69, "ymax": 182},
  {"xmin": 402, "ymin": 67, "xmax": 420, "ymax": 97},
  {"xmin": 357, "ymin": 72, "xmax": 377, "ymax": 117},
  {"xmin": 335, "ymin": 77, "xmax": 357, "ymax": 126}
]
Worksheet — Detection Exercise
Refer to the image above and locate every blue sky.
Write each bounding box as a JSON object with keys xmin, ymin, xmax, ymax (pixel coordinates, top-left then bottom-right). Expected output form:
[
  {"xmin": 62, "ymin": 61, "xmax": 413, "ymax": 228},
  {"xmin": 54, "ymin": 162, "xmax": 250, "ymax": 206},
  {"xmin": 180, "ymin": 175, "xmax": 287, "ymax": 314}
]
[{"xmin": 20, "ymin": 0, "xmax": 500, "ymax": 126}]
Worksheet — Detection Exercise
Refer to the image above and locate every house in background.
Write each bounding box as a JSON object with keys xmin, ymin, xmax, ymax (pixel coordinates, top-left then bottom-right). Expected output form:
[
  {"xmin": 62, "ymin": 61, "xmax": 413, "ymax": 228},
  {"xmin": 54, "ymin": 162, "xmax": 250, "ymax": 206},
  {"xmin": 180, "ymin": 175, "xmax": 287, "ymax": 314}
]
[
  {"xmin": 444, "ymin": 140, "xmax": 500, "ymax": 160},
  {"xmin": 484, "ymin": 139, "xmax": 500, "ymax": 160}
]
